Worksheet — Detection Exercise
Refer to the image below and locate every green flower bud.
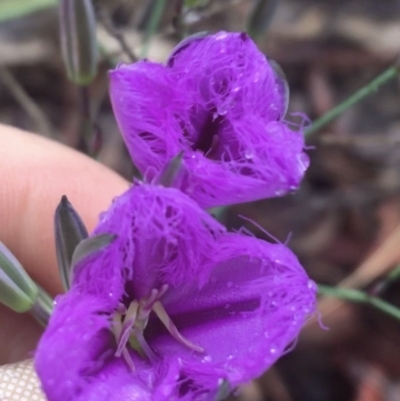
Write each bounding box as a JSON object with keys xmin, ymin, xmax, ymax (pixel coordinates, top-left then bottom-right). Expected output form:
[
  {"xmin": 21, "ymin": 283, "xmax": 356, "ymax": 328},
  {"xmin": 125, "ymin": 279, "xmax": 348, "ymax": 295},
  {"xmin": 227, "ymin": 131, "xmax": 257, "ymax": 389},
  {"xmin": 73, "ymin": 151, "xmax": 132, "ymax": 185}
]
[
  {"xmin": 59, "ymin": 0, "xmax": 98, "ymax": 85},
  {"xmin": 0, "ymin": 242, "xmax": 54, "ymax": 325},
  {"xmin": 0, "ymin": 242, "xmax": 38, "ymax": 312},
  {"xmin": 54, "ymin": 195, "xmax": 88, "ymax": 291}
]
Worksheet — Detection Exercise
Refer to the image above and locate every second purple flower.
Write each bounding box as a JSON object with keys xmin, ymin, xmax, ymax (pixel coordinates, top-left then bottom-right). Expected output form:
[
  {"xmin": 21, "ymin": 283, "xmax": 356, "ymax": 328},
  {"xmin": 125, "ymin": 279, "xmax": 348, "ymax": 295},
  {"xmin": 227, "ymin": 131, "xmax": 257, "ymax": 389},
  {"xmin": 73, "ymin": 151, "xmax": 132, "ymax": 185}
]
[{"xmin": 110, "ymin": 31, "xmax": 309, "ymax": 209}]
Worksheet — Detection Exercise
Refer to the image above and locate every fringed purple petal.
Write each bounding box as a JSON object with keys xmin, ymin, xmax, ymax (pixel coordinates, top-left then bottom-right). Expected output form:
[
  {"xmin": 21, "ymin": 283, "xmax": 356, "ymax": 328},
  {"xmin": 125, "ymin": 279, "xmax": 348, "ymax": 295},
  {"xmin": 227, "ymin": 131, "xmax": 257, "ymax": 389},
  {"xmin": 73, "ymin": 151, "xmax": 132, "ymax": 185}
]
[
  {"xmin": 109, "ymin": 61, "xmax": 185, "ymax": 178},
  {"xmin": 74, "ymin": 358, "xmax": 152, "ymax": 401},
  {"xmin": 75, "ymin": 182, "xmax": 225, "ymax": 299},
  {"xmin": 110, "ymin": 32, "xmax": 309, "ymax": 208},
  {"xmin": 74, "ymin": 358, "xmax": 185, "ymax": 401},
  {"xmin": 168, "ymin": 31, "xmax": 284, "ymax": 122},
  {"xmin": 146, "ymin": 233, "xmax": 317, "ymax": 391},
  {"xmin": 180, "ymin": 119, "xmax": 308, "ymax": 207},
  {"xmin": 35, "ymin": 291, "xmax": 114, "ymax": 401},
  {"xmin": 71, "ymin": 237, "xmax": 125, "ymax": 308}
]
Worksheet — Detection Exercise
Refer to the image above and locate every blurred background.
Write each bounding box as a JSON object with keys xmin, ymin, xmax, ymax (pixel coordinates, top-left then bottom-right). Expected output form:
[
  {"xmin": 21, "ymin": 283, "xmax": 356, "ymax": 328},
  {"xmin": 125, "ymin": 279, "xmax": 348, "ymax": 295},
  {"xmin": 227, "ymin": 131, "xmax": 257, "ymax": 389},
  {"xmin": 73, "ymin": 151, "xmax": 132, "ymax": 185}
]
[{"xmin": 2, "ymin": 0, "xmax": 400, "ymax": 400}]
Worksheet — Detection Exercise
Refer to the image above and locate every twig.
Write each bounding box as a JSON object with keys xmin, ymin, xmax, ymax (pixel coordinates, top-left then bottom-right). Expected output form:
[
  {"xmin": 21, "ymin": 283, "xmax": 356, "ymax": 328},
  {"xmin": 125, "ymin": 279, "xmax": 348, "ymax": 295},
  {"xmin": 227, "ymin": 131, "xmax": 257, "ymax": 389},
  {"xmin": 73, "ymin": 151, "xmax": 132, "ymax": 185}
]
[
  {"xmin": 172, "ymin": 0, "xmax": 186, "ymax": 40},
  {"xmin": 96, "ymin": 7, "xmax": 137, "ymax": 62},
  {"xmin": 0, "ymin": 66, "xmax": 53, "ymax": 137}
]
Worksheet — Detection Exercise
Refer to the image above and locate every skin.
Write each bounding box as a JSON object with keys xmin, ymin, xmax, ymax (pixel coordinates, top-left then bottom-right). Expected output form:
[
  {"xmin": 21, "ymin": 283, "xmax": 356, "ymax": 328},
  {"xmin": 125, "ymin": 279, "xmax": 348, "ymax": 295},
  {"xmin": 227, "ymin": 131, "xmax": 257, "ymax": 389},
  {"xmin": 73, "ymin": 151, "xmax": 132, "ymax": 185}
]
[{"xmin": 0, "ymin": 124, "xmax": 129, "ymax": 364}]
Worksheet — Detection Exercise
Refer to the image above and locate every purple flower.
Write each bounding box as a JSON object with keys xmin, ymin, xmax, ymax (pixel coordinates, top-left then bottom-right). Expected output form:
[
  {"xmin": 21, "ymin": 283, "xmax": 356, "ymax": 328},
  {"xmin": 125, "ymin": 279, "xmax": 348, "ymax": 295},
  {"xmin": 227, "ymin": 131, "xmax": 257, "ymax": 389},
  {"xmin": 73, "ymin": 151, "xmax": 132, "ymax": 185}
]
[
  {"xmin": 35, "ymin": 182, "xmax": 316, "ymax": 401},
  {"xmin": 110, "ymin": 31, "xmax": 309, "ymax": 208}
]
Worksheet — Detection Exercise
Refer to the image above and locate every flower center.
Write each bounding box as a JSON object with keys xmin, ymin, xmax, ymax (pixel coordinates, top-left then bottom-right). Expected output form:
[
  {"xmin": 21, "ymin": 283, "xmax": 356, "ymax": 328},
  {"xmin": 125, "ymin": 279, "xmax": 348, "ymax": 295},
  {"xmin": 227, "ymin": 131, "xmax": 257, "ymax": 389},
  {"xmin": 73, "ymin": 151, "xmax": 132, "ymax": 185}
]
[
  {"xmin": 192, "ymin": 112, "xmax": 222, "ymax": 158},
  {"xmin": 112, "ymin": 284, "xmax": 203, "ymax": 370}
]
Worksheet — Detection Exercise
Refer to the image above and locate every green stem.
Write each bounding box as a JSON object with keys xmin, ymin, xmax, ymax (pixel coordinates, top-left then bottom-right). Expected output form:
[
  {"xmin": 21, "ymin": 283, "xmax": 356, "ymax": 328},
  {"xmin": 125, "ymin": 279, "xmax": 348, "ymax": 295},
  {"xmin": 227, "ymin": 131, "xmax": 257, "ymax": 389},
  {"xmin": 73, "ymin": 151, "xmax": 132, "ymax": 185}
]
[
  {"xmin": 247, "ymin": 0, "xmax": 279, "ymax": 41},
  {"xmin": 141, "ymin": 0, "xmax": 167, "ymax": 58},
  {"xmin": 30, "ymin": 287, "xmax": 54, "ymax": 326},
  {"xmin": 371, "ymin": 264, "xmax": 400, "ymax": 295},
  {"xmin": 318, "ymin": 284, "xmax": 400, "ymax": 321},
  {"xmin": 305, "ymin": 65, "xmax": 400, "ymax": 137}
]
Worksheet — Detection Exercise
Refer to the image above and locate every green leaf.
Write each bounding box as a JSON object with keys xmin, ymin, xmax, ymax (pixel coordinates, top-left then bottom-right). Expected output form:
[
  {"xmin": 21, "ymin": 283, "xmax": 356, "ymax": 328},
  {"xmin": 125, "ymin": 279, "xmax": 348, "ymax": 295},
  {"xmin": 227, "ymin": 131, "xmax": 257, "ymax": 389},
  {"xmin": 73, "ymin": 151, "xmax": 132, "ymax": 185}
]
[{"xmin": 0, "ymin": 0, "xmax": 57, "ymax": 23}]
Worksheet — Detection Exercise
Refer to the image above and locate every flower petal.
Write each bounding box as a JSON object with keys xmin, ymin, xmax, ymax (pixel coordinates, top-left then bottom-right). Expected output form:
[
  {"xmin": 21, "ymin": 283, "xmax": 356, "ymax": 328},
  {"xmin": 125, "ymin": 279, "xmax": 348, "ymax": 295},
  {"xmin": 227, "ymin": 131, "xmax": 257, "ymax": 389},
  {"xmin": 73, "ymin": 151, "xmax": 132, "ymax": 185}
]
[
  {"xmin": 146, "ymin": 233, "xmax": 316, "ymax": 390},
  {"xmin": 75, "ymin": 182, "xmax": 225, "ymax": 299},
  {"xmin": 74, "ymin": 357, "xmax": 186, "ymax": 401},
  {"xmin": 168, "ymin": 31, "xmax": 284, "ymax": 121},
  {"xmin": 35, "ymin": 291, "xmax": 114, "ymax": 401},
  {"xmin": 35, "ymin": 290, "xmax": 187, "ymax": 401},
  {"xmin": 110, "ymin": 32, "xmax": 309, "ymax": 208},
  {"xmin": 168, "ymin": 31, "xmax": 308, "ymax": 207},
  {"xmin": 74, "ymin": 358, "xmax": 152, "ymax": 401},
  {"xmin": 180, "ymin": 119, "xmax": 308, "ymax": 208},
  {"xmin": 109, "ymin": 61, "xmax": 186, "ymax": 180}
]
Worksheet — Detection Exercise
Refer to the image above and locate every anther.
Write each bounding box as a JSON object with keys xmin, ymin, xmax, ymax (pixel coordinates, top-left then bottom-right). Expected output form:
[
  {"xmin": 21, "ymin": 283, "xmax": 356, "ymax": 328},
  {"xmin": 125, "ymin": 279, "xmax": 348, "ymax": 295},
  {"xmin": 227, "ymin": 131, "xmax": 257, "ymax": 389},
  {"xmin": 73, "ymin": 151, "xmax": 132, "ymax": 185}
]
[
  {"xmin": 152, "ymin": 301, "xmax": 204, "ymax": 353},
  {"xmin": 135, "ymin": 330, "xmax": 157, "ymax": 362},
  {"xmin": 112, "ymin": 285, "xmax": 203, "ymax": 371},
  {"xmin": 112, "ymin": 310, "xmax": 135, "ymax": 371},
  {"xmin": 115, "ymin": 301, "xmax": 138, "ymax": 357}
]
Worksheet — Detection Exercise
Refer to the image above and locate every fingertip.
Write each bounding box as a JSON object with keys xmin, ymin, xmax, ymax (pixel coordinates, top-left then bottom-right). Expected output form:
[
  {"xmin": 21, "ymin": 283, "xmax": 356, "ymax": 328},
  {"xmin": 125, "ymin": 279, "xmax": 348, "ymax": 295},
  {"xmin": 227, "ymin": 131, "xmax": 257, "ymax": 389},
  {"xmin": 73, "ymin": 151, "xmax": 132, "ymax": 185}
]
[{"xmin": 0, "ymin": 125, "xmax": 129, "ymax": 294}]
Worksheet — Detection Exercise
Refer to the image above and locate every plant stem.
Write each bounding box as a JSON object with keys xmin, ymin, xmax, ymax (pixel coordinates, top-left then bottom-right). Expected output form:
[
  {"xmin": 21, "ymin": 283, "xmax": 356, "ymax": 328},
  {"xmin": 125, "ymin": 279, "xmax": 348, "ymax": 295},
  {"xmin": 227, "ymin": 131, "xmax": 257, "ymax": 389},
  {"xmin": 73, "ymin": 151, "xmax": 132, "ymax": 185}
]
[
  {"xmin": 30, "ymin": 287, "xmax": 54, "ymax": 326},
  {"xmin": 78, "ymin": 85, "xmax": 102, "ymax": 158},
  {"xmin": 305, "ymin": 65, "xmax": 400, "ymax": 137},
  {"xmin": 371, "ymin": 264, "xmax": 400, "ymax": 295},
  {"xmin": 141, "ymin": 0, "xmax": 167, "ymax": 58},
  {"xmin": 247, "ymin": 0, "xmax": 279, "ymax": 41},
  {"xmin": 0, "ymin": 66, "xmax": 53, "ymax": 138},
  {"xmin": 77, "ymin": 86, "xmax": 91, "ymax": 154},
  {"xmin": 96, "ymin": 6, "xmax": 137, "ymax": 62},
  {"xmin": 318, "ymin": 284, "xmax": 400, "ymax": 321}
]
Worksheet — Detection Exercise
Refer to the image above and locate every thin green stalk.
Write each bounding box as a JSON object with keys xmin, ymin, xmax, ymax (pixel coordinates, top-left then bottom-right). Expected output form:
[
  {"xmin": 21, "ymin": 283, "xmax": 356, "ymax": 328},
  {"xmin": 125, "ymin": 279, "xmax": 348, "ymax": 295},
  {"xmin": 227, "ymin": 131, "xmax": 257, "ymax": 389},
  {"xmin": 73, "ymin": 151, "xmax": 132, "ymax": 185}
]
[
  {"xmin": 305, "ymin": 65, "xmax": 400, "ymax": 137},
  {"xmin": 30, "ymin": 287, "xmax": 54, "ymax": 326},
  {"xmin": 247, "ymin": 0, "xmax": 279, "ymax": 41},
  {"xmin": 385, "ymin": 264, "xmax": 400, "ymax": 282},
  {"xmin": 318, "ymin": 284, "xmax": 400, "ymax": 321},
  {"xmin": 78, "ymin": 86, "xmax": 92, "ymax": 154},
  {"xmin": 371, "ymin": 263, "xmax": 400, "ymax": 295},
  {"xmin": 141, "ymin": 0, "xmax": 167, "ymax": 58},
  {"xmin": 96, "ymin": 7, "xmax": 137, "ymax": 62}
]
